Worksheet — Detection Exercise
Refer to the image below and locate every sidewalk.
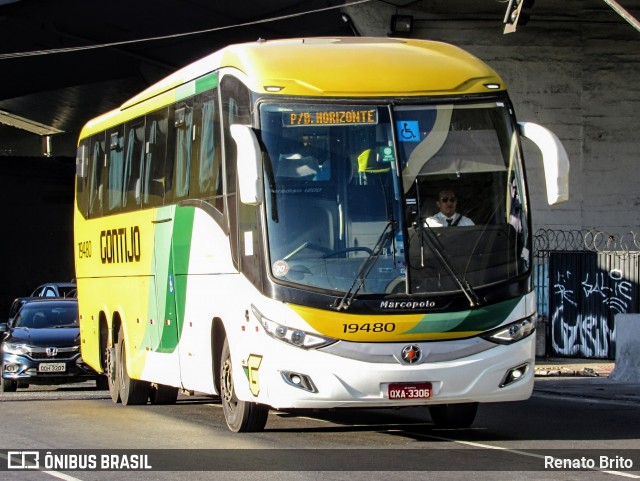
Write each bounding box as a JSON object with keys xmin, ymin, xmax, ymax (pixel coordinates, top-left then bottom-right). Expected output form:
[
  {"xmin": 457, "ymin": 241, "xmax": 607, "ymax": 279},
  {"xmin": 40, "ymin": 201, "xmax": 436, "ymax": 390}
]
[
  {"xmin": 535, "ymin": 357, "xmax": 614, "ymax": 377},
  {"xmin": 533, "ymin": 357, "xmax": 640, "ymax": 404}
]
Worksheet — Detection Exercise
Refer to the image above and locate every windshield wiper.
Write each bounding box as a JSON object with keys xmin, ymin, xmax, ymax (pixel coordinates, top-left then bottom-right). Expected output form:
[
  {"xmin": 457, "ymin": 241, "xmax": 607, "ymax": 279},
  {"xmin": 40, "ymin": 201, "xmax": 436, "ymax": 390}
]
[
  {"xmin": 333, "ymin": 220, "xmax": 397, "ymax": 311},
  {"xmin": 415, "ymin": 222, "xmax": 481, "ymax": 307}
]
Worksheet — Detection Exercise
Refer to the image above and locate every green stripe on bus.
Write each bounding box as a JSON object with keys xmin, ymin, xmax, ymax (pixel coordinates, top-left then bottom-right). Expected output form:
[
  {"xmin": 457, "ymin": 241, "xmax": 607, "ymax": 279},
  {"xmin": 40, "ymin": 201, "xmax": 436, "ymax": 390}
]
[
  {"xmin": 195, "ymin": 72, "xmax": 218, "ymax": 95},
  {"xmin": 175, "ymin": 72, "xmax": 218, "ymax": 102},
  {"xmin": 404, "ymin": 297, "xmax": 521, "ymax": 334},
  {"xmin": 156, "ymin": 206, "xmax": 195, "ymax": 351},
  {"xmin": 175, "ymin": 82, "xmax": 195, "ymax": 102}
]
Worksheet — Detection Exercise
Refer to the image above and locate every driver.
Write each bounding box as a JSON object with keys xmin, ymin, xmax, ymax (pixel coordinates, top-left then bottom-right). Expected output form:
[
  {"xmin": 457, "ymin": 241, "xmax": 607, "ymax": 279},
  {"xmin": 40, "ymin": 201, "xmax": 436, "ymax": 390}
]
[{"xmin": 425, "ymin": 189, "xmax": 474, "ymax": 227}]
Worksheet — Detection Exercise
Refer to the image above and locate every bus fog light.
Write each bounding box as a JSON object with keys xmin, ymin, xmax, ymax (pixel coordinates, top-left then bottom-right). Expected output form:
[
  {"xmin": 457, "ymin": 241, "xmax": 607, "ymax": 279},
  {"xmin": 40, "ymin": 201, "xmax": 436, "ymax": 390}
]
[
  {"xmin": 281, "ymin": 371, "xmax": 318, "ymax": 393},
  {"xmin": 500, "ymin": 363, "xmax": 529, "ymax": 387}
]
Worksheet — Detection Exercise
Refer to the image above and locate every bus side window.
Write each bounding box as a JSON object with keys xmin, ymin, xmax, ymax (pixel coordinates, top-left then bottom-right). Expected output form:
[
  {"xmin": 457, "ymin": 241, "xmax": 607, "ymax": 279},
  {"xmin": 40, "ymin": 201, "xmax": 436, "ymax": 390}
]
[
  {"xmin": 191, "ymin": 89, "xmax": 223, "ymax": 212},
  {"xmin": 143, "ymin": 109, "xmax": 168, "ymax": 208},
  {"xmin": 123, "ymin": 120, "xmax": 145, "ymax": 210},
  {"xmin": 76, "ymin": 139, "xmax": 89, "ymax": 217},
  {"xmin": 166, "ymin": 100, "xmax": 193, "ymax": 204},
  {"xmin": 88, "ymin": 134, "xmax": 105, "ymax": 218},
  {"xmin": 221, "ymin": 75, "xmax": 251, "ymax": 268},
  {"xmin": 107, "ymin": 127, "xmax": 125, "ymax": 214}
]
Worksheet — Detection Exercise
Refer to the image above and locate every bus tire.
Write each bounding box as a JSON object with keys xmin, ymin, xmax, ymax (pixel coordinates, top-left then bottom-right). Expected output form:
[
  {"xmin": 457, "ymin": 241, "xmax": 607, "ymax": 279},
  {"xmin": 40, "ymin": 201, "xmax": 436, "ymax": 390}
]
[
  {"xmin": 1, "ymin": 377, "xmax": 17, "ymax": 393},
  {"xmin": 220, "ymin": 338, "xmax": 268, "ymax": 432},
  {"xmin": 429, "ymin": 402, "xmax": 478, "ymax": 429},
  {"xmin": 106, "ymin": 342, "xmax": 121, "ymax": 403},
  {"xmin": 118, "ymin": 328, "xmax": 150, "ymax": 406},
  {"xmin": 149, "ymin": 383, "xmax": 179, "ymax": 404}
]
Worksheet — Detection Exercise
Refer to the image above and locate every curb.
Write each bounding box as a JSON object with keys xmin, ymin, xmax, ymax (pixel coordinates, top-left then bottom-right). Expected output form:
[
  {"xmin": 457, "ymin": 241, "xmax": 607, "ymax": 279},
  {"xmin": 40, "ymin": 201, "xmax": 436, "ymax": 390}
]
[{"xmin": 534, "ymin": 367, "xmax": 608, "ymax": 377}]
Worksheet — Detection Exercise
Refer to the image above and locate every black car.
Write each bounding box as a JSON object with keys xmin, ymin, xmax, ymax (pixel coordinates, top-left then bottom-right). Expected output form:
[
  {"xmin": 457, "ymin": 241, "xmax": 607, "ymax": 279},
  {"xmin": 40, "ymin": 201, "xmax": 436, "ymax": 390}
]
[{"xmin": 1, "ymin": 298, "xmax": 98, "ymax": 392}]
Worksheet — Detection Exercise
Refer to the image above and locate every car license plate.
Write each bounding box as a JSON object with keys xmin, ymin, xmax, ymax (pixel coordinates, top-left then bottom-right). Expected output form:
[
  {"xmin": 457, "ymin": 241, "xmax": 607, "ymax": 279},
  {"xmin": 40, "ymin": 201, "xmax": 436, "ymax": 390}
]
[
  {"xmin": 388, "ymin": 382, "xmax": 432, "ymax": 399},
  {"xmin": 38, "ymin": 363, "xmax": 66, "ymax": 373}
]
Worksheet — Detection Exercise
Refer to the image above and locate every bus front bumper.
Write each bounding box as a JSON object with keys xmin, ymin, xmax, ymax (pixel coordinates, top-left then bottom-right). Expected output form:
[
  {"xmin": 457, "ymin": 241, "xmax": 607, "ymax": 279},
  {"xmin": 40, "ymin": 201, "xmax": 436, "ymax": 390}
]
[{"xmin": 239, "ymin": 335, "xmax": 535, "ymax": 410}]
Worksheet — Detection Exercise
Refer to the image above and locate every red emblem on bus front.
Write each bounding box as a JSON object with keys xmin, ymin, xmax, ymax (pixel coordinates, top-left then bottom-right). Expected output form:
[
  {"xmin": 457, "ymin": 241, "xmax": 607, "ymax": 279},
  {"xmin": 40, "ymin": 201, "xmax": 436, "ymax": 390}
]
[{"xmin": 401, "ymin": 345, "xmax": 421, "ymax": 364}]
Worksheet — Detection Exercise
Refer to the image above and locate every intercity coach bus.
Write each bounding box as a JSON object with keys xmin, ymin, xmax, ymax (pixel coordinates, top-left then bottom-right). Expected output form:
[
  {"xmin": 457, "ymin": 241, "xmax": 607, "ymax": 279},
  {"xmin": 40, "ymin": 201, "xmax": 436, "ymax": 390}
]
[{"xmin": 74, "ymin": 37, "xmax": 569, "ymax": 432}]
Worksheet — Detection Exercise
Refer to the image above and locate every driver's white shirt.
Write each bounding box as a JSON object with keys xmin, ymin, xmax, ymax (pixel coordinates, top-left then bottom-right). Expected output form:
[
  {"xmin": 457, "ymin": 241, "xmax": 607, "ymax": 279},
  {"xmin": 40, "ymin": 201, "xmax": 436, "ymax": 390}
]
[{"xmin": 425, "ymin": 212, "xmax": 474, "ymax": 227}]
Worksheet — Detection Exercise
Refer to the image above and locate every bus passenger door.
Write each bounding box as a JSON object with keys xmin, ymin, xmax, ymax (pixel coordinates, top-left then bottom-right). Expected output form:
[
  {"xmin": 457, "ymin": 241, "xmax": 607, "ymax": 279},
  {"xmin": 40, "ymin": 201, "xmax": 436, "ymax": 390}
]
[{"xmin": 150, "ymin": 209, "xmax": 182, "ymax": 386}]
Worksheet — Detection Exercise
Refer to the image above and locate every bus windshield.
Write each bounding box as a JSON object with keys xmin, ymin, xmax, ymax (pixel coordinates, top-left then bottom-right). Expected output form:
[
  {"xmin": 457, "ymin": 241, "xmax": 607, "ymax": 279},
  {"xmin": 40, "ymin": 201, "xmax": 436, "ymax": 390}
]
[{"xmin": 259, "ymin": 101, "xmax": 529, "ymax": 298}]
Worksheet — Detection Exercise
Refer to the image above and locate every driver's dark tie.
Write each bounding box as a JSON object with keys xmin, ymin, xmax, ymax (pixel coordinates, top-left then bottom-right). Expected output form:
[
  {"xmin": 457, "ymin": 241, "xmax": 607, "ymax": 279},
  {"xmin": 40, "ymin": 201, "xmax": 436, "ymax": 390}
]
[{"xmin": 447, "ymin": 218, "xmax": 453, "ymax": 226}]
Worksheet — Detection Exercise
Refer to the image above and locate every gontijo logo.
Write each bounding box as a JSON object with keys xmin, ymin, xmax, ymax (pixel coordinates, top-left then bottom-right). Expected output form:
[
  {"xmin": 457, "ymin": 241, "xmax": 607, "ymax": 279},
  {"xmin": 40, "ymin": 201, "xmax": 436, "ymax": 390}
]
[{"xmin": 100, "ymin": 226, "xmax": 141, "ymax": 264}]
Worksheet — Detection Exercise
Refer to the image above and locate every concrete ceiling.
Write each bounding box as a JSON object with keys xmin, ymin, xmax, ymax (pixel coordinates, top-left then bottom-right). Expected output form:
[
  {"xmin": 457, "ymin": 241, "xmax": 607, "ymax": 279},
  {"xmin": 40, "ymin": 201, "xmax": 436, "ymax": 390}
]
[
  {"xmin": 0, "ymin": 0, "xmax": 356, "ymax": 137},
  {"xmin": 1, "ymin": 0, "xmax": 638, "ymax": 145}
]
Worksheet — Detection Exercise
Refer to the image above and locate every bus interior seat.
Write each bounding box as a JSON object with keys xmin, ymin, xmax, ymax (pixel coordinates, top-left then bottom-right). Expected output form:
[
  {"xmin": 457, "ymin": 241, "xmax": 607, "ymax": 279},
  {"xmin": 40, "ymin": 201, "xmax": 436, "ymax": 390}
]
[
  {"xmin": 347, "ymin": 181, "xmax": 389, "ymax": 255},
  {"xmin": 283, "ymin": 201, "xmax": 334, "ymax": 258}
]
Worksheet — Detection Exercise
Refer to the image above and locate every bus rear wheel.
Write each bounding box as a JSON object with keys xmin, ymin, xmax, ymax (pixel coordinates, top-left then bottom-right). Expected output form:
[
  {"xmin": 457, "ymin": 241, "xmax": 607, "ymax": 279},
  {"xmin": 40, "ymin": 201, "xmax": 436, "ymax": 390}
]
[
  {"xmin": 429, "ymin": 402, "xmax": 478, "ymax": 429},
  {"xmin": 105, "ymin": 342, "xmax": 120, "ymax": 403},
  {"xmin": 219, "ymin": 338, "xmax": 268, "ymax": 432},
  {"xmin": 117, "ymin": 327, "xmax": 150, "ymax": 406}
]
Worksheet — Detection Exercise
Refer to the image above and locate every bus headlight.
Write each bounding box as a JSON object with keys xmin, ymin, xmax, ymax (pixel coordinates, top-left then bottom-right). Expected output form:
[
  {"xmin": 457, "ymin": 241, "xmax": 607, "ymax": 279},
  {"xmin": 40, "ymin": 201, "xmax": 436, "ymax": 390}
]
[
  {"xmin": 481, "ymin": 315, "xmax": 536, "ymax": 345},
  {"xmin": 252, "ymin": 306, "xmax": 336, "ymax": 349}
]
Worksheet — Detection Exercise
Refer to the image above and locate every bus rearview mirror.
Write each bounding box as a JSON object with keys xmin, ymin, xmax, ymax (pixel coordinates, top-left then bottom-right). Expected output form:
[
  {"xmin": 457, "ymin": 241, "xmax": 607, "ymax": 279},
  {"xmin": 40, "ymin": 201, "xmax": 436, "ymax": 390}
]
[
  {"xmin": 518, "ymin": 121, "xmax": 569, "ymax": 205},
  {"xmin": 231, "ymin": 124, "xmax": 264, "ymax": 205}
]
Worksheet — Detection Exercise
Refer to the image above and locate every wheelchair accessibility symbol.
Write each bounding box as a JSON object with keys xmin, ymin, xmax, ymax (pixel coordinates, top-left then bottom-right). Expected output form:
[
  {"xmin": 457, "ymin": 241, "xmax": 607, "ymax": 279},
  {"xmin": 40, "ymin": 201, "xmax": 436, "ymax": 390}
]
[{"xmin": 396, "ymin": 120, "xmax": 420, "ymax": 142}]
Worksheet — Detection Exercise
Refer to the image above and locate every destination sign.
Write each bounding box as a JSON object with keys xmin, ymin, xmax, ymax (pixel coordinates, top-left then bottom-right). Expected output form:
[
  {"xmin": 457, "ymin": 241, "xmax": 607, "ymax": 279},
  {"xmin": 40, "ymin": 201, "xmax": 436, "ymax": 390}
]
[{"xmin": 283, "ymin": 107, "xmax": 378, "ymax": 127}]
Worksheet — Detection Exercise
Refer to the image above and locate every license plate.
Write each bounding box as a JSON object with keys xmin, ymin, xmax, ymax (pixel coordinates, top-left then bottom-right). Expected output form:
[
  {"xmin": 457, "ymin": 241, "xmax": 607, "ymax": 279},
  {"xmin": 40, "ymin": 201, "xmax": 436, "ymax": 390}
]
[
  {"xmin": 38, "ymin": 363, "xmax": 66, "ymax": 373},
  {"xmin": 388, "ymin": 382, "xmax": 432, "ymax": 400}
]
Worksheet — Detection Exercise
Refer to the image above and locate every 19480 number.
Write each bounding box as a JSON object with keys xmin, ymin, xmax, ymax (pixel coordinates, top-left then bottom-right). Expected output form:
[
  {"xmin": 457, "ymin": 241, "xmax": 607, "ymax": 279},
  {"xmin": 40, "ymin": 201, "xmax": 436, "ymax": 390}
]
[
  {"xmin": 343, "ymin": 323, "xmax": 396, "ymax": 334},
  {"xmin": 78, "ymin": 241, "xmax": 92, "ymax": 259}
]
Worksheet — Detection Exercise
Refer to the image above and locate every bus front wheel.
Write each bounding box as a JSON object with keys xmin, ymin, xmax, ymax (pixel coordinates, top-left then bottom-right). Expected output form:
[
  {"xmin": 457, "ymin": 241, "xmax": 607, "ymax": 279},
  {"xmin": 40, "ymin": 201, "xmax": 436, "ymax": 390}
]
[
  {"xmin": 219, "ymin": 338, "xmax": 268, "ymax": 432},
  {"xmin": 429, "ymin": 402, "xmax": 478, "ymax": 429}
]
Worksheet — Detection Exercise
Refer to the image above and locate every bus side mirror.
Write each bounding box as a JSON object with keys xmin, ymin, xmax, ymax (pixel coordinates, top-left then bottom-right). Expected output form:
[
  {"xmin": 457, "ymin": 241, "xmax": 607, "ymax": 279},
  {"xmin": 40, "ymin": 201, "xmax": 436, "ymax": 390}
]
[
  {"xmin": 518, "ymin": 122, "xmax": 569, "ymax": 205},
  {"xmin": 76, "ymin": 144, "xmax": 88, "ymax": 178},
  {"xmin": 230, "ymin": 124, "xmax": 263, "ymax": 205}
]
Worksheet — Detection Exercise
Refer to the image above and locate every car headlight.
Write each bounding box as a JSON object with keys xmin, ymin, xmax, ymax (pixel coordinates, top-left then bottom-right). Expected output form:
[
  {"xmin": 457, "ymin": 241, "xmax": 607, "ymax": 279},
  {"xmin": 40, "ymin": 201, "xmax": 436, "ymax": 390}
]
[
  {"xmin": 252, "ymin": 305, "xmax": 336, "ymax": 349},
  {"xmin": 2, "ymin": 342, "xmax": 30, "ymax": 356},
  {"xmin": 481, "ymin": 315, "xmax": 536, "ymax": 345}
]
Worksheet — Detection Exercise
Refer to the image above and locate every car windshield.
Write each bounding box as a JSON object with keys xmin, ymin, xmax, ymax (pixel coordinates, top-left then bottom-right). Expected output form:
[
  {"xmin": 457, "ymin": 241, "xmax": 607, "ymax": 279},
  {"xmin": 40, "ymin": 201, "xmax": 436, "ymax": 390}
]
[{"xmin": 13, "ymin": 304, "xmax": 79, "ymax": 329}]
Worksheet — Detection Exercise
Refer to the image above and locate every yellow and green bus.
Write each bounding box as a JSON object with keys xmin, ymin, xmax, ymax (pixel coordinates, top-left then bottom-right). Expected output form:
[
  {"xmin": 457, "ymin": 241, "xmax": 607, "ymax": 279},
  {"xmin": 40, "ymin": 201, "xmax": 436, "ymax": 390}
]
[{"xmin": 74, "ymin": 37, "xmax": 569, "ymax": 432}]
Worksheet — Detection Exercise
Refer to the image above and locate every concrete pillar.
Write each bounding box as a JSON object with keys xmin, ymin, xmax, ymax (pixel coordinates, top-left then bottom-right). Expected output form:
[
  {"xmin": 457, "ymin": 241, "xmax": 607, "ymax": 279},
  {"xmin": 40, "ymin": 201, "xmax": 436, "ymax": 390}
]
[
  {"xmin": 535, "ymin": 315, "xmax": 547, "ymax": 357},
  {"xmin": 609, "ymin": 314, "xmax": 640, "ymax": 383}
]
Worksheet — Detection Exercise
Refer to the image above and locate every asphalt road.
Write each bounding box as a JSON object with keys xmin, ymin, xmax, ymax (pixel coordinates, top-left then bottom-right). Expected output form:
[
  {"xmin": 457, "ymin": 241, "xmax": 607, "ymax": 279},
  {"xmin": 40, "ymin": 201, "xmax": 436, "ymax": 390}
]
[{"xmin": 0, "ymin": 377, "xmax": 639, "ymax": 481}]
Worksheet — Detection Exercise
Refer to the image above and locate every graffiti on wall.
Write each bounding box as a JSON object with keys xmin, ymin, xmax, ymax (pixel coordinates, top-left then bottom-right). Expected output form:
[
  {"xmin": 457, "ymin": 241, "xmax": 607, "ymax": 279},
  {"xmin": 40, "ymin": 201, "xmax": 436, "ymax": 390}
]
[{"xmin": 550, "ymin": 253, "xmax": 637, "ymax": 358}]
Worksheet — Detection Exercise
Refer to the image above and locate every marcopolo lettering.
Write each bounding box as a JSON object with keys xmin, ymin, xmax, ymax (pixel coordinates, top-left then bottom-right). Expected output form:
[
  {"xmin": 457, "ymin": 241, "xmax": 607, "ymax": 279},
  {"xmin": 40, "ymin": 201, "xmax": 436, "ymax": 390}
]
[
  {"xmin": 380, "ymin": 300, "xmax": 436, "ymax": 309},
  {"xmin": 100, "ymin": 226, "xmax": 141, "ymax": 264}
]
